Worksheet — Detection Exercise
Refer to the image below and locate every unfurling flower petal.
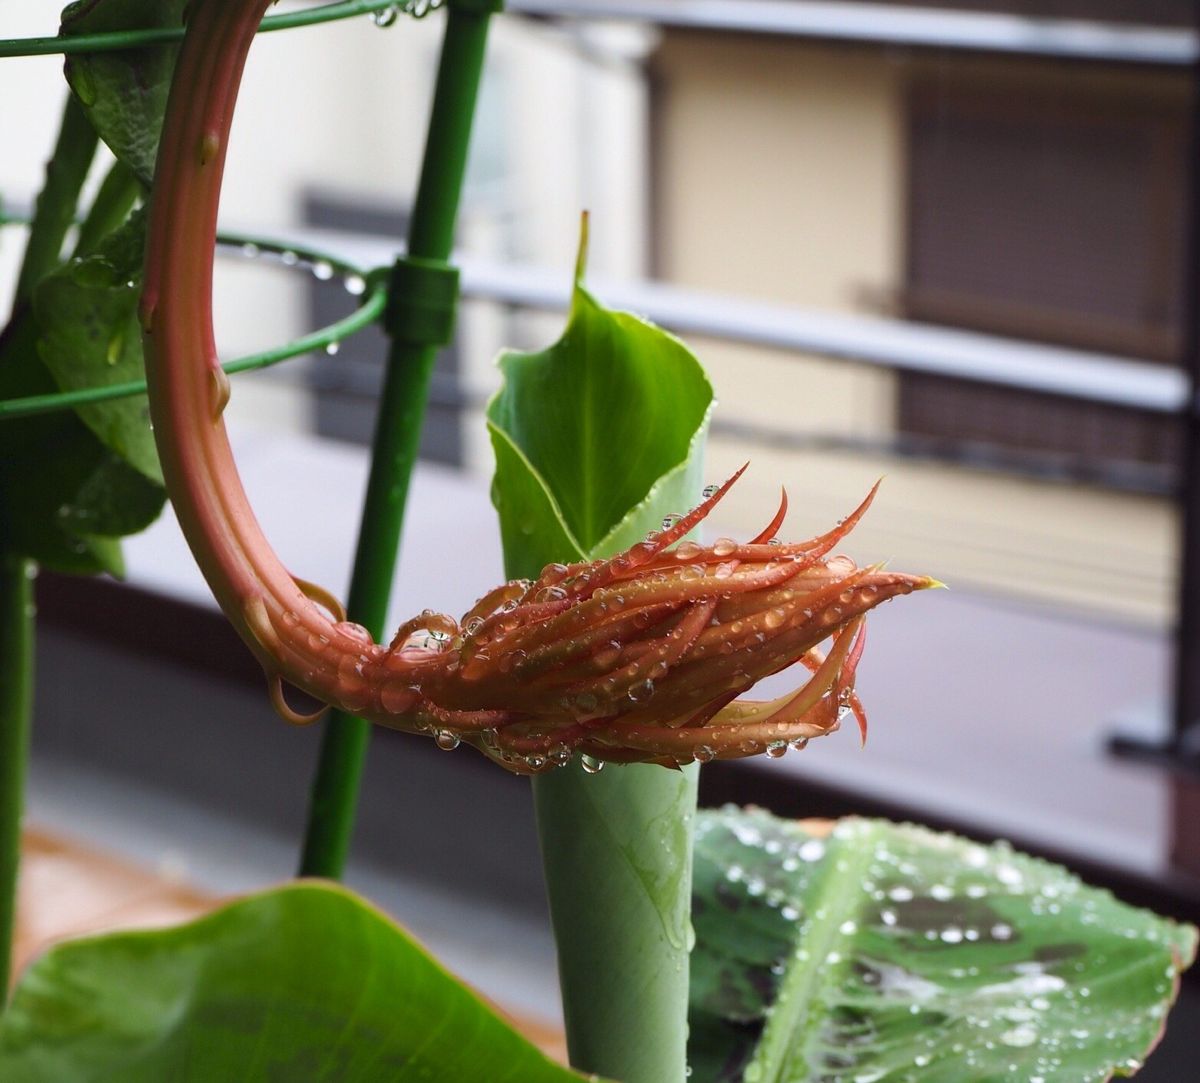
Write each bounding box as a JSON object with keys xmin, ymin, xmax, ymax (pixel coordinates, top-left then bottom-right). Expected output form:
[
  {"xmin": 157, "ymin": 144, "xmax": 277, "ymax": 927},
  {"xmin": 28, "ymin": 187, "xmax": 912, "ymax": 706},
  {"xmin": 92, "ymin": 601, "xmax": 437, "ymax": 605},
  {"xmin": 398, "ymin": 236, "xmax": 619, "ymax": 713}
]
[{"xmin": 286, "ymin": 465, "xmax": 935, "ymax": 774}]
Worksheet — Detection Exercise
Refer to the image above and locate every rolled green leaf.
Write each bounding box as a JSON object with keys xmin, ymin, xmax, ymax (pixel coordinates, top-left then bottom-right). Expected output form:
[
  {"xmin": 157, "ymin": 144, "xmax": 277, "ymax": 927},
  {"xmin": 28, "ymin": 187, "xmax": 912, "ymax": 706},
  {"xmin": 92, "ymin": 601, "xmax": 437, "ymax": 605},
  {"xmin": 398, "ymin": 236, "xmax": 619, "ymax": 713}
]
[{"xmin": 489, "ymin": 223, "xmax": 713, "ymax": 1083}]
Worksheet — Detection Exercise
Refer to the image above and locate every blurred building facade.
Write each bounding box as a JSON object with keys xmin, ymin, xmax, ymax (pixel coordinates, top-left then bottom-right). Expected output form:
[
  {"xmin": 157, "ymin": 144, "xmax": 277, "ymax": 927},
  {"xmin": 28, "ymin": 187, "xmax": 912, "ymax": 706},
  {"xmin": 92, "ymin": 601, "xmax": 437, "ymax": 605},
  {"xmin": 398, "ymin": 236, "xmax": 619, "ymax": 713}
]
[{"xmin": 646, "ymin": 1, "xmax": 1196, "ymax": 624}]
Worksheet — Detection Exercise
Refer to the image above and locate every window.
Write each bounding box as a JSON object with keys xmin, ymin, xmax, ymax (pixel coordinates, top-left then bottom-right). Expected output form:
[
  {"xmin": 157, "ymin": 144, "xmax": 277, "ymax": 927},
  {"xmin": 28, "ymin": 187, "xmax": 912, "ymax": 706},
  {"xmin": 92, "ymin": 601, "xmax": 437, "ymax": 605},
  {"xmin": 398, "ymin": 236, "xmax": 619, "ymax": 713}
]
[{"xmin": 900, "ymin": 61, "xmax": 1188, "ymax": 471}]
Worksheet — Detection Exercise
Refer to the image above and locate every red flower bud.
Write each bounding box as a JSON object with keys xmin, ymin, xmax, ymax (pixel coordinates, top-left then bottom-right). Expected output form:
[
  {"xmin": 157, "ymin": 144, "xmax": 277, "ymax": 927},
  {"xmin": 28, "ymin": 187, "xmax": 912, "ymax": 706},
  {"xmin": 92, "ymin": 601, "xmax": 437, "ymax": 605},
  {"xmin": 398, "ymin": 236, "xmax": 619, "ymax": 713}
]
[{"xmin": 335, "ymin": 465, "xmax": 935, "ymax": 773}]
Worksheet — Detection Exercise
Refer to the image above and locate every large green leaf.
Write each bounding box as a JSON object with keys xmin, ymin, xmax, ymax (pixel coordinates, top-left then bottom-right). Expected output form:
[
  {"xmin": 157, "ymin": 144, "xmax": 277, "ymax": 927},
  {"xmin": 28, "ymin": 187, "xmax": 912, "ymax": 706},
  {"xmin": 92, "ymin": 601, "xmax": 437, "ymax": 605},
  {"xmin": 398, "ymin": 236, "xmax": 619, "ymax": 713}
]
[
  {"xmin": 487, "ymin": 239, "xmax": 713, "ymax": 580},
  {"xmin": 61, "ymin": 0, "xmax": 188, "ymax": 185},
  {"xmin": 0, "ymin": 881, "xmax": 596, "ymax": 1082},
  {"xmin": 33, "ymin": 209, "xmax": 161, "ymax": 483},
  {"xmin": 690, "ymin": 807, "xmax": 1197, "ymax": 1083}
]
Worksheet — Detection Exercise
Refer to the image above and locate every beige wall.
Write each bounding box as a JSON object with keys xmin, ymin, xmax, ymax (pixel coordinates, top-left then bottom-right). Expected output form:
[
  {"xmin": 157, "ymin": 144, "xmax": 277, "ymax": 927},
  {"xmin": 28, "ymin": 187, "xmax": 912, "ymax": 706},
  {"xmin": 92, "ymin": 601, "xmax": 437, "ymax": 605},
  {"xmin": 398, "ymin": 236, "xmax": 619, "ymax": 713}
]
[
  {"xmin": 652, "ymin": 34, "xmax": 901, "ymax": 437},
  {"xmin": 649, "ymin": 32, "xmax": 1177, "ymax": 625}
]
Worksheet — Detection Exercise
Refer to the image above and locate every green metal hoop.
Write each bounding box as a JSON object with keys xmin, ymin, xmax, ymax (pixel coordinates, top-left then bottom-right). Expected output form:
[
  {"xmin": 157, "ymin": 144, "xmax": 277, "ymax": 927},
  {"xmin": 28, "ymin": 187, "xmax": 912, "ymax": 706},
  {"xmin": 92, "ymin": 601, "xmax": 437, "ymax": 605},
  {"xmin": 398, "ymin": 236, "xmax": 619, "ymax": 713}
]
[
  {"xmin": 0, "ymin": 221, "xmax": 389, "ymax": 421},
  {"xmin": 0, "ymin": 1, "xmax": 439, "ymax": 60}
]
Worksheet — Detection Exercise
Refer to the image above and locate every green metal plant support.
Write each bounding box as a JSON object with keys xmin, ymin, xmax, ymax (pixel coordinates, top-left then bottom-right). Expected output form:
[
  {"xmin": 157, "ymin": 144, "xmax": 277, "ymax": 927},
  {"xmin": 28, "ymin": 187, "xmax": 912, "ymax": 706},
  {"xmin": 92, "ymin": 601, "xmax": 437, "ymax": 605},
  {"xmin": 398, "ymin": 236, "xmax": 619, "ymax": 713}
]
[
  {"xmin": 298, "ymin": 0, "xmax": 501, "ymax": 879},
  {"xmin": 0, "ymin": 556, "xmax": 33, "ymax": 1007}
]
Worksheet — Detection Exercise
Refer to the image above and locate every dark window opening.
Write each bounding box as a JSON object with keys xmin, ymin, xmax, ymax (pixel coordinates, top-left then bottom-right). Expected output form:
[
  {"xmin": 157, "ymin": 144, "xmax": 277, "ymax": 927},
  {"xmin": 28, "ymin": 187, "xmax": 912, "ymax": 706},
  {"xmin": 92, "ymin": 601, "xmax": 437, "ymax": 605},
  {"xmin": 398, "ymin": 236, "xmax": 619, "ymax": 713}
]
[{"xmin": 900, "ymin": 64, "xmax": 1189, "ymax": 473}]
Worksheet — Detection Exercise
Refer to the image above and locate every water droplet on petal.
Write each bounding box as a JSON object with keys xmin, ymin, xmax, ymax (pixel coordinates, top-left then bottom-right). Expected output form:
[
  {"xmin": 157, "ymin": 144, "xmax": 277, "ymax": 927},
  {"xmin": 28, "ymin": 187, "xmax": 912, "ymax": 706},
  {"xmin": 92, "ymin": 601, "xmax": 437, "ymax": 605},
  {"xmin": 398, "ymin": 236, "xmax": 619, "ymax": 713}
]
[
  {"xmin": 435, "ymin": 730, "xmax": 460, "ymax": 751},
  {"xmin": 380, "ymin": 682, "xmax": 417, "ymax": 714},
  {"xmin": 629, "ymin": 678, "xmax": 655, "ymax": 703},
  {"xmin": 335, "ymin": 620, "xmax": 372, "ymax": 643},
  {"xmin": 581, "ymin": 754, "xmax": 605, "ymax": 774}
]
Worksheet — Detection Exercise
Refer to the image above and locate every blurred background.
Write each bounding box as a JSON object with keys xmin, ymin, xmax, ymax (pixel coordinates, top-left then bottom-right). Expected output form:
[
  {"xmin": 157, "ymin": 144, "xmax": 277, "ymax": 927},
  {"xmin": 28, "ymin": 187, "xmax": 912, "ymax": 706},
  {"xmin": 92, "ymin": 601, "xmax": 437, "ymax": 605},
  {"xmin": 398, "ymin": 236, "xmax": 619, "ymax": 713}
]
[{"xmin": 4, "ymin": 0, "xmax": 1200, "ymax": 1072}]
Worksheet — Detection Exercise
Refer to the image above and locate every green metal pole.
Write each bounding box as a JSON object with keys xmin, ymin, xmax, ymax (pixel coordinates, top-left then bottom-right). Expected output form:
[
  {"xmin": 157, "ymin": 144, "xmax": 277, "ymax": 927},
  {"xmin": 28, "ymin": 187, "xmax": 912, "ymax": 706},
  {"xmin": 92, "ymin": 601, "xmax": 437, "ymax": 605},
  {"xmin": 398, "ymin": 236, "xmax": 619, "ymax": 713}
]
[
  {"xmin": 298, "ymin": 1, "xmax": 499, "ymax": 879},
  {"xmin": 0, "ymin": 556, "xmax": 33, "ymax": 1005}
]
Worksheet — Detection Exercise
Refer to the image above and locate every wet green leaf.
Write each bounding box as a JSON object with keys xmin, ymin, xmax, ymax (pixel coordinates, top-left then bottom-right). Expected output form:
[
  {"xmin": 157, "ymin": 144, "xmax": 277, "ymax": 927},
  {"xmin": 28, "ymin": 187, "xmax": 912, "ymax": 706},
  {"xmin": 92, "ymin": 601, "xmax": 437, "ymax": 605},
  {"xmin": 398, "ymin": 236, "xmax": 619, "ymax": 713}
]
[
  {"xmin": 33, "ymin": 209, "xmax": 161, "ymax": 483},
  {"xmin": 0, "ymin": 307, "xmax": 161, "ymax": 574},
  {"xmin": 690, "ymin": 807, "xmax": 1196, "ymax": 1083},
  {"xmin": 0, "ymin": 881, "xmax": 594, "ymax": 1082},
  {"xmin": 61, "ymin": 0, "xmax": 188, "ymax": 185}
]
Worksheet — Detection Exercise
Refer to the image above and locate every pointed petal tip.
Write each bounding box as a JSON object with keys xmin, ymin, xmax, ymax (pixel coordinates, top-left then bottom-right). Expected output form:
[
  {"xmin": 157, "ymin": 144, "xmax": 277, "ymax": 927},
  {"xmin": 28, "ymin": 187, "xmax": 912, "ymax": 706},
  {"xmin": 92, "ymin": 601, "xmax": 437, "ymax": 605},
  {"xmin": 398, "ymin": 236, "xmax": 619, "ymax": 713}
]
[{"xmin": 920, "ymin": 577, "xmax": 949, "ymax": 591}]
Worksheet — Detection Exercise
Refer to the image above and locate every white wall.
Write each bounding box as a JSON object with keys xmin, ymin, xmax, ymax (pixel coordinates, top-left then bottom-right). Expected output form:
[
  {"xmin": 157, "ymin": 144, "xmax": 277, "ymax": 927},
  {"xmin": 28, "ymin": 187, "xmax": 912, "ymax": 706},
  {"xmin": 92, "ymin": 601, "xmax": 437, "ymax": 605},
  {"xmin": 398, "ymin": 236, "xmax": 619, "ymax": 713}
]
[{"xmin": 1, "ymin": 4, "xmax": 651, "ymax": 455}]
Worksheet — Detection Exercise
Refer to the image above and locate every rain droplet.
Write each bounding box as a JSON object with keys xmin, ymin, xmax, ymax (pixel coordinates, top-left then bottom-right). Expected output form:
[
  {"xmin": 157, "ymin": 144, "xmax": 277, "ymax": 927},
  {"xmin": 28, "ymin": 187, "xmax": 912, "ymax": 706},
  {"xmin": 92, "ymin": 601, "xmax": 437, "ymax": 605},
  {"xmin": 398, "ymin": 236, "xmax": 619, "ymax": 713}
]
[
  {"xmin": 105, "ymin": 329, "xmax": 124, "ymax": 366},
  {"xmin": 694, "ymin": 745, "xmax": 716, "ymax": 763},
  {"xmin": 335, "ymin": 621, "xmax": 372, "ymax": 643},
  {"xmin": 629, "ymin": 678, "xmax": 655, "ymax": 703},
  {"xmin": 798, "ymin": 839, "xmax": 825, "ymax": 862},
  {"xmin": 702, "ymin": 483, "xmax": 719, "ymax": 498},
  {"xmin": 373, "ymin": 4, "xmax": 399, "ymax": 27},
  {"xmin": 324, "ymin": 341, "xmax": 340, "ymax": 356},
  {"xmin": 713, "ymin": 537, "xmax": 737, "ymax": 557},
  {"xmin": 380, "ymin": 682, "xmax": 417, "ymax": 714},
  {"xmin": 499, "ymin": 649, "xmax": 527, "ymax": 674},
  {"xmin": 581, "ymin": 754, "xmax": 605, "ymax": 774},
  {"xmin": 312, "ymin": 260, "xmax": 334, "ymax": 281},
  {"xmin": 435, "ymin": 730, "xmax": 460, "ymax": 751},
  {"xmin": 765, "ymin": 741, "xmax": 787, "ymax": 758},
  {"xmin": 674, "ymin": 541, "xmax": 703, "ymax": 560},
  {"xmin": 344, "ymin": 273, "xmax": 367, "ymax": 296},
  {"xmin": 661, "ymin": 513, "xmax": 682, "ymax": 531}
]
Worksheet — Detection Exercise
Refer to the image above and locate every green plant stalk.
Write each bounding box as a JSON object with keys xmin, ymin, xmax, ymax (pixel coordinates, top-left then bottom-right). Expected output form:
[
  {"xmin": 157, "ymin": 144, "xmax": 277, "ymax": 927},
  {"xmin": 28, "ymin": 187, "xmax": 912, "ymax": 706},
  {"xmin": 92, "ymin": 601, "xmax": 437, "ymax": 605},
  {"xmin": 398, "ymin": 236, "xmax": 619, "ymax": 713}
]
[
  {"xmin": 14, "ymin": 95, "xmax": 98, "ymax": 307},
  {"xmin": 502, "ymin": 544, "xmax": 697, "ymax": 1083},
  {"xmin": 74, "ymin": 160, "xmax": 140, "ymax": 258},
  {"xmin": 533, "ymin": 762, "xmax": 697, "ymax": 1083},
  {"xmin": 298, "ymin": 1, "xmax": 496, "ymax": 878},
  {"xmin": 0, "ymin": 556, "xmax": 33, "ymax": 1005}
]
